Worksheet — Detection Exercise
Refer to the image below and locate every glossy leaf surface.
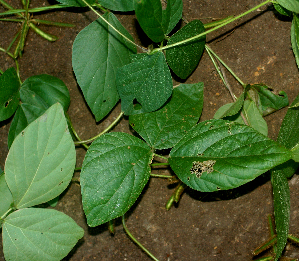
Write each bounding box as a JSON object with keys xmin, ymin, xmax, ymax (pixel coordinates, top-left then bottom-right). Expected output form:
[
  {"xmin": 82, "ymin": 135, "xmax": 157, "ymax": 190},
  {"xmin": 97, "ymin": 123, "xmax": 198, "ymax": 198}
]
[
  {"xmin": 166, "ymin": 0, "xmax": 183, "ymax": 34},
  {"xmin": 98, "ymin": 0, "xmax": 134, "ymax": 11},
  {"xmin": 169, "ymin": 119, "xmax": 292, "ymax": 192},
  {"xmin": 5, "ymin": 103, "xmax": 76, "ymax": 209},
  {"xmin": 81, "ymin": 132, "xmax": 153, "ymax": 227},
  {"xmin": 165, "ymin": 20, "xmax": 206, "ymax": 79},
  {"xmin": 0, "ymin": 67, "xmax": 20, "ymax": 122},
  {"xmin": 129, "ymin": 83, "xmax": 203, "ymax": 149},
  {"xmin": 276, "ymin": 0, "xmax": 299, "ymax": 13},
  {"xmin": 117, "ymin": 52, "xmax": 172, "ymax": 115},
  {"xmin": 73, "ymin": 13, "xmax": 136, "ymax": 121},
  {"xmin": 2, "ymin": 208, "xmax": 84, "ymax": 261}
]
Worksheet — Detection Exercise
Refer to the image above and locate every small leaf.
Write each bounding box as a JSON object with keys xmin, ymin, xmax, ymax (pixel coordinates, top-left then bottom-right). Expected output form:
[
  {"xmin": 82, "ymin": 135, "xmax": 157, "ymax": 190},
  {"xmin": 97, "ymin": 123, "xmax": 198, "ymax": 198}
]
[
  {"xmin": 98, "ymin": 0, "xmax": 134, "ymax": 11},
  {"xmin": 169, "ymin": 119, "xmax": 292, "ymax": 192},
  {"xmin": 55, "ymin": 0, "xmax": 95, "ymax": 7},
  {"xmin": 218, "ymin": 91, "xmax": 245, "ymax": 119},
  {"xmin": 0, "ymin": 67, "xmax": 20, "ymax": 122},
  {"xmin": 0, "ymin": 172, "xmax": 13, "ymax": 218},
  {"xmin": 129, "ymin": 83, "xmax": 204, "ymax": 149},
  {"xmin": 243, "ymin": 99, "xmax": 268, "ymax": 136},
  {"xmin": 165, "ymin": 20, "xmax": 206, "ymax": 79},
  {"xmin": 134, "ymin": 0, "xmax": 166, "ymax": 42},
  {"xmin": 72, "ymin": 13, "xmax": 136, "ymax": 121},
  {"xmin": 276, "ymin": 0, "xmax": 299, "ymax": 13},
  {"xmin": 291, "ymin": 14, "xmax": 299, "ymax": 70},
  {"xmin": 8, "ymin": 74, "xmax": 70, "ymax": 148},
  {"xmin": 117, "ymin": 52, "xmax": 173, "ymax": 115},
  {"xmin": 2, "ymin": 208, "xmax": 84, "ymax": 261},
  {"xmin": 166, "ymin": 0, "xmax": 183, "ymax": 34},
  {"xmin": 5, "ymin": 103, "xmax": 76, "ymax": 209},
  {"xmin": 81, "ymin": 132, "xmax": 153, "ymax": 227},
  {"xmin": 273, "ymin": 3, "xmax": 292, "ymax": 17},
  {"xmin": 214, "ymin": 102, "xmax": 244, "ymax": 124}
]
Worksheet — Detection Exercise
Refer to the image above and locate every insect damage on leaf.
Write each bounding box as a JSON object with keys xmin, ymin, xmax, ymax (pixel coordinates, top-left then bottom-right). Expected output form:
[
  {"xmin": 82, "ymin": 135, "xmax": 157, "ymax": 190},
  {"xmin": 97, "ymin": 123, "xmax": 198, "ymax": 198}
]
[{"xmin": 190, "ymin": 160, "xmax": 216, "ymax": 178}]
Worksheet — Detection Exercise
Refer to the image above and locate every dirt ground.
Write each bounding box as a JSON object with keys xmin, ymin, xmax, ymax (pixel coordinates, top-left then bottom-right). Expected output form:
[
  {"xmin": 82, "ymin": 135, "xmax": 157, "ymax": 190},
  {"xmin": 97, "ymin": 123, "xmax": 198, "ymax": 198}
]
[{"xmin": 1, "ymin": 0, "xmax": 299, "ymax": 260}]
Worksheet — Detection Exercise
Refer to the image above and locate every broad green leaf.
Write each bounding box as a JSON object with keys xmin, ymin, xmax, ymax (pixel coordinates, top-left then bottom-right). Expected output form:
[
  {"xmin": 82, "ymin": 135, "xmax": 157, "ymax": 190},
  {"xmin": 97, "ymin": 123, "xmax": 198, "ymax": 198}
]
[
  {"xmin": 271, "ymin": 168, "xmax": 290, "ymax": 261},
  {"xmin": 117, "ymin": 52, "xmax": 172, "ymax": 115},
  {"xmin": 291, "ymin": 14, "xmax": 299, "ymax": 70},
  {"xmin": 249, "ymin": 84, "xmax": 289, "ymax": 116},
  {"xmin": 217, "ymin": 91, "xmax": 245, "ymax": 119},
  {"xmin": 276, "ymin": 0, "xmax": 299, "ymax": 13},
  {"xmin": 243, "ymin": 99, "xmax": 268, "ymax": 136},
  {"xmin": 81, "ymin": 132, "xmax": 153, "ymax": 227},
  {"xmin": 129, "ymin": 83, "xmax": 204, "ymax": 149},
  {"xmin": 214, "ymin": 102, "xmax": 244, "ymax": 124},
  {"xmin": 5, "ymin": 103, "xmax": 76, "ymax": 209},
  {"xmin": 169, "ymin": 119, "xmax": 292, "ymax": 192},
  {"xmin": 273, "ymin": 3, "xmax": 292, "ymax": 16},
  {"xmin": 134, "ymin": 0, "xmax": 166, "ymax": 42},
  {"xmin": 98, "ymin": 0, "xmax": 134, "ymax": 11},
  {"xmin": 2, "ymin": 208, "xmax": 84, "ymax": 261},
  {"xmin": 8, "ymin": 74, "xmax": 70, "ymax": 148},
  {"xmin": 166, "ymin": 0, "xmax": 183, "ymax": 34},
  {"xmin": 165, "ymin": 20, "xmax": 206, "ymax": 79},
  {"xmin": 0, "ymin": 172, "xmax": 13, "ymax": 218},
  {"xmin": 55, "ymin": 0, "xmax": 95, "ymax": 7},
  {"xmin": 0, "ymin": 67, "xmax": 20, "ymax": 121},
  {"xmin": 72, "ymin": 13, "xmax": 136, "ymax": 121}
]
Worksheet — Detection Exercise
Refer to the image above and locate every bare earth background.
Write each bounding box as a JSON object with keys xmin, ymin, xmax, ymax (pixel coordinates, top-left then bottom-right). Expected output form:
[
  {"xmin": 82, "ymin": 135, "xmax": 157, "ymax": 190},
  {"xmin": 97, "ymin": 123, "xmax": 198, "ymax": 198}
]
[{"xmin": 1, "ymin": 0, "xmax": 299, "ymax": 260}]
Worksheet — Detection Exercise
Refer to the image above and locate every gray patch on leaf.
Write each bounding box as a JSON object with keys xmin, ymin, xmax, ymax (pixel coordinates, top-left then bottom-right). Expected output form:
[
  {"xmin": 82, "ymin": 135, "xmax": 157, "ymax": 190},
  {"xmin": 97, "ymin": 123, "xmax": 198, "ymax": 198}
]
[{"xmin": 190, "ymin": 160, "xmax": 216, "ymax": 178}]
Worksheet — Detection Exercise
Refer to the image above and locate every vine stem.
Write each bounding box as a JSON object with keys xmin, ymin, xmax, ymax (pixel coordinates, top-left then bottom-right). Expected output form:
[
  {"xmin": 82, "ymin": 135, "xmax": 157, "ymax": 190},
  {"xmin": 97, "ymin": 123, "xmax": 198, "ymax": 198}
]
[
  {"xmin": 74, "ymin": 111, "xmax": 124, "ymax": 145},
  {"xmin": 152, "ymin": 0, "xmax": 272, "ymax": 53},
  {"xmin": 0, "ymin": 47, "xmax": 21, "ymax": 83},
  {"xmin": 153, "ymin": 153, "xmax": 168, "ymax": 161},
  {"xmin": 122, "ymin": 215, "xmax": 160, "ymax": 261},
  {"xmin": 80, "ymin": 0, "xmax": 147, "ymax": 52},
  {"xmin": 150, "ymin": 173, "xmax": 172, "ymax": 178}
]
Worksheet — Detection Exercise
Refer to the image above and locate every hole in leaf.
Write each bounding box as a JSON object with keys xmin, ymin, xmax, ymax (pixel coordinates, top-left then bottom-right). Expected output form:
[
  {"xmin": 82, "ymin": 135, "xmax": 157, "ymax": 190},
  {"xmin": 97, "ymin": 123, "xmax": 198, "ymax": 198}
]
[
  {"xmin": 5, "ymin": 101, "xmax": 9, "ymax": 107},
  {"xmin": 190, "ymin": 160, "xmax": 216, "ymax": 178},
  {"xmin": 103, "ymin": 100, "xmax": 106, "ymax": 103}
]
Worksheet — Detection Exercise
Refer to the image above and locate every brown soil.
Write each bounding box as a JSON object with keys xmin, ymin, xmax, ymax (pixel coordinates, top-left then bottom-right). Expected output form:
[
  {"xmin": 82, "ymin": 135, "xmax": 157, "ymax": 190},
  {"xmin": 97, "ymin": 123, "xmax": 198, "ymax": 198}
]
[{"xmin": 1, "ymin": 0, "xmax": 299, "ymax": 260}]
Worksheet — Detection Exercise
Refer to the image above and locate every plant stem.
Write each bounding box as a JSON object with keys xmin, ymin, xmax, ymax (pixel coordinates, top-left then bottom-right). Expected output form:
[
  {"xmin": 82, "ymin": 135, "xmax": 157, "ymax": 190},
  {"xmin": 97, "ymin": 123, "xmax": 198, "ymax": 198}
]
[
  {"xmin": 29, "ymin": 23, "xmax": 58, "ymax": 41},
  {"xmin": 28, "ymin": 4, "xmax": 70, "ymax": 13},
  {"xmin": 204, "ymin": 15, "xmax": 234, "ymax": 29},
  {"xmin": 0, "ymin": 47, "xmax": 22, "ymax": 83},
  {"xmin": 150, "ymin": 173, "xmax": 172, "ymax": 178},
  {"xmin": 80, "ymin": 0, "xmax": 147, "ymax": 52},
  {"xmin": 150, "ymin": 162, "xmax": 170, "ymax": 167},
  {"xmin": 153, "ymin": 0, "xmax": 271, "ymax": 53},
  {"xmin": 0, "ymin": 68, "xmax": 3, "ymax": 74},
  {"xmin": 31, "ymin": 19, "xmax": 75, "ymax": 27},
  {"xmin": 288, "ymin": 234, "xmax": 299, "ymax": 244},
  {"xmin": 122, "ymin": 215, "xmax": 160, "ymax": 261},
  {"xmin": 0, "ymin": 207, "xmax": 14, "ymax": 220},
  {"xmin": 0, "ymin": 18, "xmax": 23, "ymax": 22},
  {"xmin": 153, "ymin": 153, "xmax": 168, "ymax": 161},
  {"xmin": 74, "ymin": 112, "xmax": 124, "ymax": 145}
]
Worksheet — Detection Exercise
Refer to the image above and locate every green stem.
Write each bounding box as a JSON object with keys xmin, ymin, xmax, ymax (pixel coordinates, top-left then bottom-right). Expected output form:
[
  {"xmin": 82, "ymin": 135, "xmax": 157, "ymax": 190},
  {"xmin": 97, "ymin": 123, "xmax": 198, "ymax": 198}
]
[
  {"xmin": 80, "ymin": 0, "xmax": 147, "ymax": 52},
  {"xmin": 28, "ymin": 4, "xmax": 70, "ymax": 13},
  {"xmin": 0, "ymin": 0, "xmax": 25, "ymax": 18},
  {"xmin": 122, "ymin": 215, "xmax": 160, "ymax": 261},
  {"xmin": 204, "ymin": 15, "xmax": 234, "ymax": 29},
  {"xmin": 0, "ymin": 207, "xmax": 14, "ymax": 220},
  {"xmin": 204, "ymin": 45, "xmax": 245, "ymax": 86},
  {"xmin": 7, "ymin": 31, "xmax": 21, "ymax": 53},
  {"xmin": 0, "ymin": 9, "xmax": 26, "ymax": 16},
  {"xmin": 152, "ymin": 0, "xmax": 271, "ymax": 53},
  {"xmin": 153, "ymin": 153, "xmax": 168, "ymax": 161},
  {"xmin": 165, "ymin": 194, "xmax": 175, "ymax": 210},
  {"xmin": 150, "ymin": 173, "xmax": 172, "ymax": 178},
  {"xmin": 0, "ymin": 68, "xmax": 3, "ymax": 74},
  {"xmin": 288, "ymin": 234, "xmax": 299, "ymax": 244},
  {"xmin": 74, "ymin": 167, "xmax": 81, "ymax": 171},
  {"xmin": 0, "ymin": 18, "xmax": 24, "ymax": 22},
  {"xmin": 29, "ymin": 23, "xmax": 58, "ymax": 41},
  {"xmin": 0, "ymin": 47, "xmax": 22, "ymax": 83},
  {"xmin": 253, "ymin": 235, "xmax": 277, "ymax": 256},
  {"xmin": 150, "ymin": 162, "xmax": 170, "ymax": 167},
  {"xmin": 74, "ymin": 112, "xmax": 124, "ymax": 145},
  {"xmin": 31, "ymin": 19, "xmax": 75, "ymax": 27}
]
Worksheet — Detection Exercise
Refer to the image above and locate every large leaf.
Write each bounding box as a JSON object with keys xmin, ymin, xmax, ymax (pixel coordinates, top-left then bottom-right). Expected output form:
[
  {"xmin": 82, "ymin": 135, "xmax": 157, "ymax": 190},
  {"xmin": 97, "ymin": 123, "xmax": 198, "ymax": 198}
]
[
  {"xmin": 81, "ymin": 132, "xmax": 153, "ymax": 227},
  {"xmin": 55, "ymin": 0, "xmax": 95, "ymax": 7},
  {"xmin": 0, "ymin": 172, "xmax": 13, "ymax": 218},
  {"xmin": 134, "ymin": 0, "xmax": 166, "ymax": 42},
  {"xmin": 165, "ymin": 19, "xmax": 206, "ymax": 79},
  {"xmin": 129, "ymin": 83, "xmax": 204, "ymax": 149},
  {"xmin": 166, "ymin": 0, "xmax": 183, "ymax": 34},
  {"xmin": 5, "ymin": 103, "xmax": 76, "ymax": 209},
  {"xmin": 169, "ymin": 119, "xmax": 292, "ymax": 192},
  {"xmin": 273, "ymin": 3, "xmax": 292, "ymax": 17},
  {"xmin": 8, "ymin": 74, "xmax": 70, "ymax": 148},
  {"xmin": 0, "ymin": 67, "xmax": 20, "ymax": 121},
  {"xmin": 276, "ymin": 0, "xmax": 299, "ymax": 13},
  {"xmin": 73, "ymin": 13, "xmax": 136, "ymax": 121},
  {"xmin": 2, "ymin": 208, "xmax": 84, "ymax": 261},
  {"xmin": 291, "ymin": 14, "xmax": 299, "ymax": 70},
  {"xmin": 98, "ymin": 0, "xmax": 134, "ymax": 11},
  {"xmin": 117, "ymin": 52, "xmax": 173, "ymax": 115}
]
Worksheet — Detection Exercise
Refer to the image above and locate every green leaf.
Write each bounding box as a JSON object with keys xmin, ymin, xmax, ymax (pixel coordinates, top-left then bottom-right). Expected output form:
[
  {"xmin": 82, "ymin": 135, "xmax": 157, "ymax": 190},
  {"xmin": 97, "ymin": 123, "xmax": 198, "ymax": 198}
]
[
  {"xmin": 166, "ymin": 0, "xmax": 183, "ymax": 34},
  {"xmin": 134, "ymin": 0, "xmax": 166, "ymax": 42},
  {"xmin": 291, "ymin": 14, "xmax": 299, "ymax": 70},
  {"xmin": 243, "ymin": 99, "xmax": 268, "ymax": 136},
  {"xmin": 81, "ymin": 132, "xmax": 153, "ymax": 227},
  {"xmin": 7, "ymin": 74, "xmax": 70, "ymax": 148},
  {"xmin": 47, "ymin": 196, "xmax": 59, "ymax": 207},
  {"xmin": 169, "ymin": 119, "xmax": 292, "ymax": 192},
  {"xmin": 273, "ymin": 3, "xmax": 292, "ymax": 17},
  {"xmin": 165, "ymin": 19, "xmax": 206, "ymax": 79},
  {"xmin": 276, "ymin": 0, "xmax": 299, "ymax": 13},
  {"xmin": 0, "ymin": 67, "xmax": 20, "ymax": 122},
  {"xmin": 129, "ymin": 83, "xmax": 204, "ymax": 149},
  {"xmin": 214, "ymin": 102, "xmax": 244, "ymax": 124},
  {"xmin": 55, "ymin": 0, "xmax": 95, "ymax": 7},
  {"xmin": 117, "ymin": 52, "xmax": 173, "ymax": 115},
  {"xmin": 271, "ymin": 168, "xmax": 290, "ymax": 261},
  {"xmin": 5, "ymin": 103, "xmax": 76, "ymax": 209},
  {"xmin": 98, "ymin": 0, "xmax": 134, "ymax": 11},
  {"xmin": 0, "ymin": 172, "xmax": 13, "ymax": 218},
  {"xmin": 2, "ymin": 208, "xmax": 84, "ymax": 261},
  {"xmin": 249, "ymin": 84, "xmax": 289, "ymax": 116},
  {"xmin": 217, "ymin": 91, "xmax": 245, "ymax": 119},
  {"xmin": 72, "ymin": 13, "xmax": 136, "ymax": 121}
]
